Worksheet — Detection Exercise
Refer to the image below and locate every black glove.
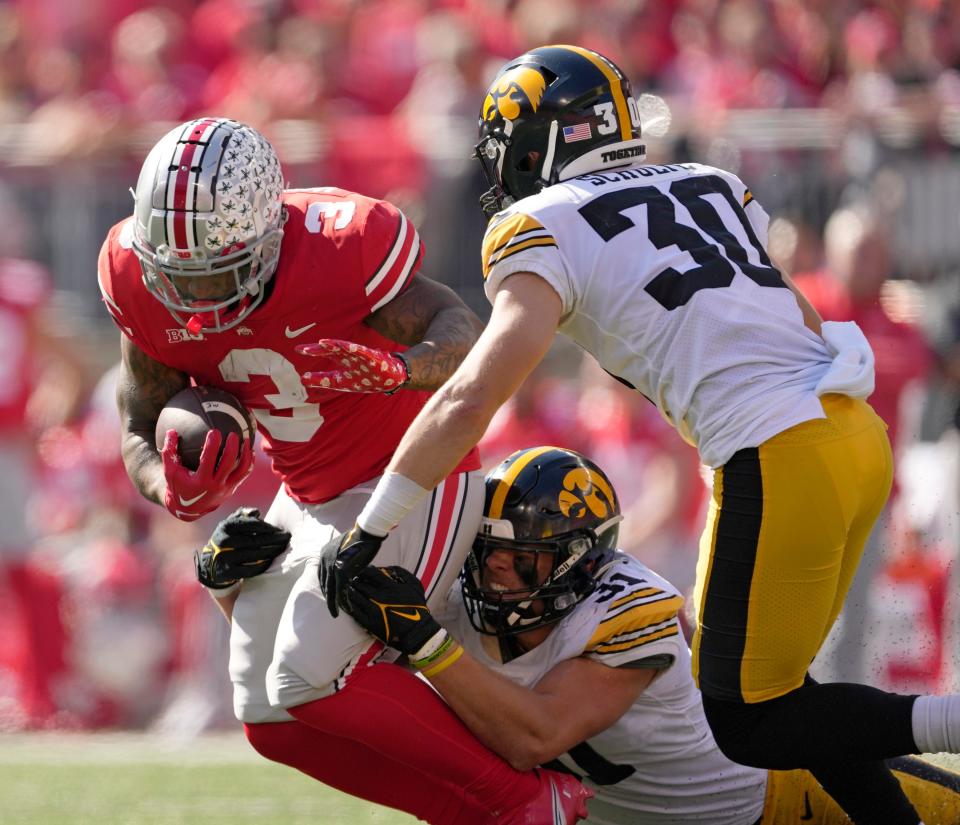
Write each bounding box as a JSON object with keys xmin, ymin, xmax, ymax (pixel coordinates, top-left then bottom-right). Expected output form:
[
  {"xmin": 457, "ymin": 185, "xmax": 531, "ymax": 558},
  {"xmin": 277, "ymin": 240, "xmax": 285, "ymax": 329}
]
[
  {"xmin": 342, "ymin": 565, "xmax": 442, "ymax": 656},
  {"xmin": 195, "ymin": 507, "xmax": 291, "ymax": 590},
  {"xmin": 318, "ymin": 524, "xmax": 385, "ymax": 617}
]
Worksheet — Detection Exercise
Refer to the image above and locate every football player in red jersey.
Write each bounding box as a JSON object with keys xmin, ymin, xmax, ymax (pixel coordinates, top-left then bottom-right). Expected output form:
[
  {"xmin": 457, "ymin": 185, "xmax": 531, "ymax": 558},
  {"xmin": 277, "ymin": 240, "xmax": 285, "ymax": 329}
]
[{"xmin": 99, "ymin": 117, "xmax": 590, "ymax": 824}]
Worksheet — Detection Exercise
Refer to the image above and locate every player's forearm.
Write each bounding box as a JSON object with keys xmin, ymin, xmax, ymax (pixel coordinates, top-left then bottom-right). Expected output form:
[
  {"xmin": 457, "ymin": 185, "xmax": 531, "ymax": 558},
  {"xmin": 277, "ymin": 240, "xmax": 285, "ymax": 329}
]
[
  {"xmin": 426, "ymin": 648, "xmax": 565, "ymax": 771},
  {"xmin": 388, "ymin": 375, "xmax": 496, "ymax": 489},
  {"xmin": 120, "ymin": 430, "xmax": 166, "ymax": 505},
  {"xmin": 398, "ymin": 305, "xmax": 484, "ymax": 391}
]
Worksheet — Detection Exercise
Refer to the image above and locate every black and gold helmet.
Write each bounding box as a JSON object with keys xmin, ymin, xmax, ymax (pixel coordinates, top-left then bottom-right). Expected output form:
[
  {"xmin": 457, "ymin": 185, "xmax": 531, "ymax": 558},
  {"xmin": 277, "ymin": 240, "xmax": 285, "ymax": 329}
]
[
  {"xmin": 462, "ymin": 446, "xmax": 623, "ymax": 636},
  {"xmin": 474, "ymin": 45, "xmax": 645, "ymax": 217}
]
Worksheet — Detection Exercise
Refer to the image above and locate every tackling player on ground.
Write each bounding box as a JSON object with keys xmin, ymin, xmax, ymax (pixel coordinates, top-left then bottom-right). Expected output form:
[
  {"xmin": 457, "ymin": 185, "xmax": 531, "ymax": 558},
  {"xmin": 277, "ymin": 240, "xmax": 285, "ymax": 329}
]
[
  {"xmin": 99, "ymin": 117, "xmax": 590, "ymax": 823},
  {"xmin": 317, "ymin": 45, "xmax": 960, "ymax": 823},
  {"xmin": 343, "ymin": 446, "xmax": 960, "ymax": 825}
]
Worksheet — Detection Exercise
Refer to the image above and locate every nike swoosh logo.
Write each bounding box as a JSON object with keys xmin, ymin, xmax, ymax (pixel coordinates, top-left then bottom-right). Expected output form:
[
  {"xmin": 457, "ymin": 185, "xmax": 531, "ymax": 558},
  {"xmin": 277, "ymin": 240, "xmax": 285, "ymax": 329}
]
[
  {"xmin": 801, "ymin": 791, "xmax": 813, "ymax": 820},
  {"xmin": 178, "ymin": 492, "xmax": 205, "ymax": 507},
  {"xmin": 285, "ymin": 323, "xmax": 316, "ymax": 338},
  {"xmin": 390, "ymin": 609, "xmax": 422, "ymax": 621}
]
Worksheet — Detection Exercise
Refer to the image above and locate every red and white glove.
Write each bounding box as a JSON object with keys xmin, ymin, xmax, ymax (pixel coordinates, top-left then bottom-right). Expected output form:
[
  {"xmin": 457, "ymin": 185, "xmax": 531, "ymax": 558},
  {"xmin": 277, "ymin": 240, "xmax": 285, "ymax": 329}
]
[
  {"xmin": 297, "ymin": 339, "xmax": 410, "ymax": 394},
  {"xmin": 160, "ymin": 429, "xmax": 255, "ymax": 522}
]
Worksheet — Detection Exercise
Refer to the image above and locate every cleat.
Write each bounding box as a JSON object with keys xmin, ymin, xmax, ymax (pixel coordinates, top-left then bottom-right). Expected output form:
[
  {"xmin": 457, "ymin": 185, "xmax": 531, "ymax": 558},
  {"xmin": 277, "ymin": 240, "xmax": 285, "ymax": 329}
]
[{"xmin": 499, "ymin": 768, "xmax": 593, "ymax": 824}]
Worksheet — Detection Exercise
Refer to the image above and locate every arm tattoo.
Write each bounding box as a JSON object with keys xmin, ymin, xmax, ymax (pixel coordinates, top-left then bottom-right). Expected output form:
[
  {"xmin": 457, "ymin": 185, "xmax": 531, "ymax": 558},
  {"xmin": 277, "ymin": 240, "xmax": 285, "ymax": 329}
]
[
  {"xmin": 117, "ymin": 335, "xmax": 190, "ymax": 503},
  {"xmin": 367, "ymin": 275, "xmax": 484, "ymax": 391}
]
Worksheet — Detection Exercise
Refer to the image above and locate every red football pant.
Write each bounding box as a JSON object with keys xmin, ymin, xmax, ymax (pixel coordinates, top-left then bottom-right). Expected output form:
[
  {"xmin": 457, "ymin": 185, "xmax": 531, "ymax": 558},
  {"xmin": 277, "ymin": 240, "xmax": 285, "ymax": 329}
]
[{"xmin": 248, "ymin": 662, "xmax": 540, "ymax": 823}]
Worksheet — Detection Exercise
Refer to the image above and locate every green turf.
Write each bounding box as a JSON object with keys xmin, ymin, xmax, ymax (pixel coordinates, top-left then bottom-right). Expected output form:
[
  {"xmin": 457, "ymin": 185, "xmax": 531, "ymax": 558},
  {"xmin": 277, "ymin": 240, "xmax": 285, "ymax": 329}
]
[
  {"xmin": 3, "ymin": 732, "xmax": 959, "ymax": 824},
  {"xmin": 0, "ymin": 732, "xmax": 417, "ymax": 825}
]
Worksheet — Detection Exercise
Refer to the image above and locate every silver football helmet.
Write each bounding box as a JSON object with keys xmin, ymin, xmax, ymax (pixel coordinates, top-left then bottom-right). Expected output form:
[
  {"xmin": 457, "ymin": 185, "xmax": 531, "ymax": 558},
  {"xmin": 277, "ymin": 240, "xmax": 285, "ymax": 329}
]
[{"xmin": 132, "ymin": 118, "xmax": 285, "ymax": 333}]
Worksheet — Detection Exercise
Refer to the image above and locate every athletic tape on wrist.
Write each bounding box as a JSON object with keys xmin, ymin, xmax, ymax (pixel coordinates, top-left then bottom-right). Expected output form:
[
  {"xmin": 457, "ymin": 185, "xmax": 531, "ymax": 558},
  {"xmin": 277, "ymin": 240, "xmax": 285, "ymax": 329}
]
[
  {"xmin": 412, "ymin": 633, "xmax": 455, "ymax": 669},
  {"xmin": 410, "ymin": 628, "xmax": 449, "ymax": 665},
  {"xmin": 357, "ymin": 472, "xmax": 430, "ymax": 537},
  {"xmin": 421, "ymin": 644, "xmax": 464, "ymax": 679}
]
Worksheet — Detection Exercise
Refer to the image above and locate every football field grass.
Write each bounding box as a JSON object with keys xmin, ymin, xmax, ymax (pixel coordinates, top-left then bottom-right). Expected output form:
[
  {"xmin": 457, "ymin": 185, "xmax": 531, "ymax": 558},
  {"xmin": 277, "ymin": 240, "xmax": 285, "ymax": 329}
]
[
  {"xmin": 0, "ymin": 731, "xmax": 417, "ymax": 824},
  {"xmin": 3, "ymin": 731, "xmax": 960, "ymax": 824}
]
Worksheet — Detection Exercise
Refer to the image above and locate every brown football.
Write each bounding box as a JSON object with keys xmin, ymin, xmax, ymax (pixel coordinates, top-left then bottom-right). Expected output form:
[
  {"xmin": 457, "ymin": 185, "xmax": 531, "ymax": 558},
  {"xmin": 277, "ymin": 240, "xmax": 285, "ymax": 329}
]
[{"xmin": 155, "ymin": 386, "xmax": 256, "ymax": 471}]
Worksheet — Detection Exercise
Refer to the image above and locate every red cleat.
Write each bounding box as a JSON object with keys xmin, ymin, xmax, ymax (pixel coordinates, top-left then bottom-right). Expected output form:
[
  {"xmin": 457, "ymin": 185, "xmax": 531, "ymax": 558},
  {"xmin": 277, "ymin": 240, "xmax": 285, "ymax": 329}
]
[{"xmin": 499, "ymin": 768, "xmax": 593, "ymax": 824}]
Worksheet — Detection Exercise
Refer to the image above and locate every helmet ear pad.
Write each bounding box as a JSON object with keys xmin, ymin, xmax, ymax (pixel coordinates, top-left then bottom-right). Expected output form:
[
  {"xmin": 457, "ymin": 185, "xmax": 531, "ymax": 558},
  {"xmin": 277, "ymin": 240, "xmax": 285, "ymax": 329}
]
[{"xmin": 502, "ymin": 131, "xmax": 552, "ymax": 202}]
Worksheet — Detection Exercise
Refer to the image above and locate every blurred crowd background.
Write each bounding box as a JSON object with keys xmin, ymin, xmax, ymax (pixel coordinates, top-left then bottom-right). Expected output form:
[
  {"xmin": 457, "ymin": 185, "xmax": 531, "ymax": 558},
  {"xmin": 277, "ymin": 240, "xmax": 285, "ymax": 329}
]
[{"xmin": 2, "ymin": 0, "xmax": 960, "ymax": 737}]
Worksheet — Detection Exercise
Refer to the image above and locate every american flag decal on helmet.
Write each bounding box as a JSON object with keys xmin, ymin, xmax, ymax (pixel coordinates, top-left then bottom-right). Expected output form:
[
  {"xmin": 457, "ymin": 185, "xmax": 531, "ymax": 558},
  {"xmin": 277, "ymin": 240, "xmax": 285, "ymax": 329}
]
[{"xmin": 563, "ymin": 123, "xmax": 592, "ymax": 143}]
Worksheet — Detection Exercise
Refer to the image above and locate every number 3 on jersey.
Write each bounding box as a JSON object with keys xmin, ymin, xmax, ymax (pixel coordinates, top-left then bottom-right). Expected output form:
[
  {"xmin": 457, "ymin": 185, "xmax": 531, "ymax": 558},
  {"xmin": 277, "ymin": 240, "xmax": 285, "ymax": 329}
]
[
  {"xmin": 219, "ymin": 348, "xmax": 323, "ymax": 443},
  {"xmin": 578, "ymin": 174, "xmax": 786, "ymax": 310}
]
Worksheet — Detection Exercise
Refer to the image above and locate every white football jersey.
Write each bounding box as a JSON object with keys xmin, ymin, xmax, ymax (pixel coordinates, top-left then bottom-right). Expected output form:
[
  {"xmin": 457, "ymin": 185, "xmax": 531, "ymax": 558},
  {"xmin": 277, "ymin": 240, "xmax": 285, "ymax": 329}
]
[
  {"xmin": 437, "ymin": 553, "xmax": 767, "ymax": 825},
  {"xmin": 481, "ymin": 162, "xmax": 834, "ymax": 468}
]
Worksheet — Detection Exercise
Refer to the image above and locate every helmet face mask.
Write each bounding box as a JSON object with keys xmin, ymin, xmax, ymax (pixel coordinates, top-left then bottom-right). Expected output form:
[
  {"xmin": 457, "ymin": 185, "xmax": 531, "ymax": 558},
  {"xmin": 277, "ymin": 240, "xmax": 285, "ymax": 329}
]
[
  {"xmin": 132, "ymin": 118, "xmax": 285, "ymax": 333},
  {"xmin": 474, "ymin": 45, "xmax": 646, "ymax": 217},
  {"xmin": 462, "ymin": 446, "xmax": 623, "ymax": 637}
]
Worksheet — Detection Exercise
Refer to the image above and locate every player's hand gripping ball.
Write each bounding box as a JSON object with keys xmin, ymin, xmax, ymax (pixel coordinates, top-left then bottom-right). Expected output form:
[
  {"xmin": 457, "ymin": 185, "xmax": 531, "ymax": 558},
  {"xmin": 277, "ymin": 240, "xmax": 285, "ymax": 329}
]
[{"xmin": 155, "ymin": 386, "xmax": 257, "ymax": 522}]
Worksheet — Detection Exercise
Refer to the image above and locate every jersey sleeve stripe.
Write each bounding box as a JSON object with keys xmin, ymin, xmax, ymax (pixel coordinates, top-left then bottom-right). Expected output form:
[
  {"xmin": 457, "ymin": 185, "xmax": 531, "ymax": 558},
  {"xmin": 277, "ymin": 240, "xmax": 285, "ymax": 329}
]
[
  {"xmin": 486, "ymin": 237, "xmax": 558, "ymax": 272},
  {"xmin": 602, "ymin": 590, "xmax": 683, "ymax": 622},
  {"xmin": 610, "ymin": 587, "xmax": 666, "ymax": 609},
  {"xmin": 368, "ymin": 231, "xmax": 421, "ymax": 312},
  {"xmin": 482, "ymin": 213, "xmax": 550, "ymax": 279},
  {"xmin": 98, "ymin": 277, "xmax": 135, "ymax": 338},
  {"xmin": 591, "ymin": 624, "xmax": 680, "ymax": 655},
  {"xmin": 364, "ymin": 212, "xmax": 410, "ymax": 300},
  {"xmin": 487, "ymin": 226, "xmax": 553, "ymax": 257},
  {"xmin": 365, "ymin": 211, "xmax": 406, "ymax": 290},
  {"xmin": 588, "ymin": 593, "xmax": 684, "ymax": 650},
  {"xmin": 487, "ymin": 231, "xmax": 556, "ymax": 261}
]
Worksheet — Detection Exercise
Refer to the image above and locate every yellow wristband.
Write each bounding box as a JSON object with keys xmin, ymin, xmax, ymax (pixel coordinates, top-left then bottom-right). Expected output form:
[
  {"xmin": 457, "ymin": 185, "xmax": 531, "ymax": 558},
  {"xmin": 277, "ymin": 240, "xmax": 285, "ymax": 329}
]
[{"xmin": 420, "ymin": 644, "xmax": 464, "ymax": 679}]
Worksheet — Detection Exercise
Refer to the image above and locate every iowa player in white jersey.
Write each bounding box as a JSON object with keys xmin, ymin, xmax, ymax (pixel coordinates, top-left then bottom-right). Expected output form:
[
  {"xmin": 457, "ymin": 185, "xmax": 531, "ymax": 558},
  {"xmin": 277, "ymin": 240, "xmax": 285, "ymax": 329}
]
[
  {"xmin": 341, "ymin": 447, "xmax": 960, "ymax": 825},
  {"xmin": 316, "ymin": 45, "xmax": 960, "ymax": 822}
]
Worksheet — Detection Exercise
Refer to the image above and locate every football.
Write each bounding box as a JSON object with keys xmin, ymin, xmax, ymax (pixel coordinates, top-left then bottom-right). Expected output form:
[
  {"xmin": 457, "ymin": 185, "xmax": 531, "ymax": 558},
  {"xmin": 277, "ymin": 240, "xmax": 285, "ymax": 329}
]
[{"xmin": 155, "ymin": 386, "xmax": 256, "ymax": 471}]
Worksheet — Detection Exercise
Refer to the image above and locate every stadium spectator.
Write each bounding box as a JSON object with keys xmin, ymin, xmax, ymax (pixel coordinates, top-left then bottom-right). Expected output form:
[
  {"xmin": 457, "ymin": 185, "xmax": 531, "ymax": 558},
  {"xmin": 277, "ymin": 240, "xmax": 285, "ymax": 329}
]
[
  {"xmin": 344, "ymin": 446, "xmax": 960, "ymax": 824},
  {"xmin": 323, "ymin": 45, "xmax": 960, "ymax": 822},
  {"xmin": 0, "ymin": 185, "xmax": 85, "ymax": 729},
  {"xmin": 100, "ymin": 116, "xmax": 589, "ymax": 823}
]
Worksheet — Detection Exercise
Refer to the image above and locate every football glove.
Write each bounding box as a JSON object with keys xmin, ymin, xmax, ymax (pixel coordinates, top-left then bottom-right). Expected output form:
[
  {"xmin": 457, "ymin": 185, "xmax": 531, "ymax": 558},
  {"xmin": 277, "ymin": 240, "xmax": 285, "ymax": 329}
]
[
  {"xmin": 318, "ymin": 524, "xmax": 385, "ymax": 617},
  {"xmin": 297, "ymin": 339, "xmax": 410, "ymax": 395},
  {"xmin": 161, "ymin": 429, "xmax": 255, "ymax": 522},
  {"xmin": 195, "ymin": 507, "xmax": 291, "ymax": 590},
  {"xmin": 342, "ymin": 566, "xmax": 442, "ymax": 657}
]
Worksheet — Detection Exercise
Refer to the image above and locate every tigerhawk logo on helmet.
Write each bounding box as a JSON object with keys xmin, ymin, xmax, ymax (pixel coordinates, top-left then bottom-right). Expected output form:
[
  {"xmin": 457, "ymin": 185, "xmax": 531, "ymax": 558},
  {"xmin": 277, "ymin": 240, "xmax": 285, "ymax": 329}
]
[
  {"xmin": 474, "ymin": 45, "xmax": 646, "ymax": 217},
  {"xmin": 558, "ymin": 467, "xmax": 616, "ymax": 519},
  {"xmin": 481, "ymin": 66, "xmax": 547, "ymax": 123}
]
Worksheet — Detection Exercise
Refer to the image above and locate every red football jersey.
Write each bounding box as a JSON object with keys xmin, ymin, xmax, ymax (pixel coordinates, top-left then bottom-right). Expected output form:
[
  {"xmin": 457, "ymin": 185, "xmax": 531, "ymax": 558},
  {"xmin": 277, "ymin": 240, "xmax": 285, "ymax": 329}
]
[{"xmin": 99, "ymin": 187, "xmax": 478, "ymax": 503}]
